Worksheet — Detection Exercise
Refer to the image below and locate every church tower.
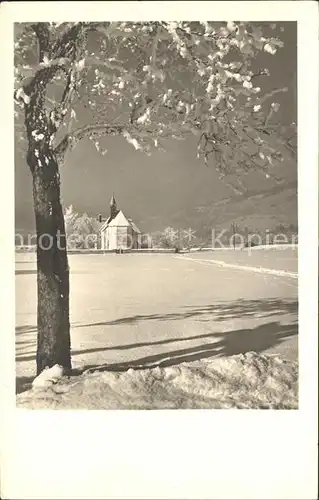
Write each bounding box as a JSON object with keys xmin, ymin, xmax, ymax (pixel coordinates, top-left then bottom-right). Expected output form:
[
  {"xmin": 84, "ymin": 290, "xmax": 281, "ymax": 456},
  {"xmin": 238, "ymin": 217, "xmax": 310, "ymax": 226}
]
[{"xmin": 110, "ymin": 192, "xmax": 119, "ymax": 221}]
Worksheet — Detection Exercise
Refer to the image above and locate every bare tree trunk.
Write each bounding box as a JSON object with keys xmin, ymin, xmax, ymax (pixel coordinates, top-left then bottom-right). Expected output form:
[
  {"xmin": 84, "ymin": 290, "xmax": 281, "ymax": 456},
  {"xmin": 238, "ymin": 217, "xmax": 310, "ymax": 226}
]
[{"xmin": 28, "ymin": 147, "xmax": 71, "ymax": 375}]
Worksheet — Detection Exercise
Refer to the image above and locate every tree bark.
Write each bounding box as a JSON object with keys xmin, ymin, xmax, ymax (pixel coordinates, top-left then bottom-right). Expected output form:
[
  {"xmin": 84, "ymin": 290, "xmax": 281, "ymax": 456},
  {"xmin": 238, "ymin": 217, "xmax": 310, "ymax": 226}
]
[{"xmin": 28, "ymin": 146, "xmax": 71, "ymax": 375}]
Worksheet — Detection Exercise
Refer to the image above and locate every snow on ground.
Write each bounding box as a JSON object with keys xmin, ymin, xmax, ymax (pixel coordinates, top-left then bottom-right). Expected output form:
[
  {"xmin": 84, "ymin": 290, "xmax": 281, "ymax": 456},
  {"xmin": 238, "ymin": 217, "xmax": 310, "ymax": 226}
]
[
  {"xmin": 184, "ymin": 246, "xmax": 298, "ymax": 273},
  {"xmin": 16, "ymin": 352, "xmax": 298, "ymax": 409},
  {"xmin": 15, "ymin": 249, "xmax": 298, "ymax": 408}
]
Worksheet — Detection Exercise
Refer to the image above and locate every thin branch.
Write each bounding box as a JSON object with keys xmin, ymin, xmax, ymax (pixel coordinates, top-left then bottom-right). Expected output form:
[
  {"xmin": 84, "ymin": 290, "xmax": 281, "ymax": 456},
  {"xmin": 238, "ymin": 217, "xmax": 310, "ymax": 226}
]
[
  {"xmin": 283, "ymin": 139, "xmax": 297, "ymax": 157},
  {"xmin": 54, "ymin": 123, "xmax": 125, "ymax": 161},
  {"xmin": 258, "ymin": 87, "xmax": 288, "ymax": 104}
]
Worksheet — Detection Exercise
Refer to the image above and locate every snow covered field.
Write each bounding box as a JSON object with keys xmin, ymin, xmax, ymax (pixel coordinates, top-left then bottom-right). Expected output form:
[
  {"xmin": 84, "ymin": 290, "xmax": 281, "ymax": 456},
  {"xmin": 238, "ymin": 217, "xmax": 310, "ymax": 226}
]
[{"xmin": 15, "ymin": 248, "xmax": 298, "ymax": 408}]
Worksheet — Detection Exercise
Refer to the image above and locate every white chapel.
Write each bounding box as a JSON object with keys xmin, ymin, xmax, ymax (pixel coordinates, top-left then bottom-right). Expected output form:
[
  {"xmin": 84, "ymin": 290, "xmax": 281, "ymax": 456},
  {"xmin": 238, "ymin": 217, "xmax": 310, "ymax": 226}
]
[{"xmin": 99, "ymin": 194, "xmax": 142, "ymax": 251}]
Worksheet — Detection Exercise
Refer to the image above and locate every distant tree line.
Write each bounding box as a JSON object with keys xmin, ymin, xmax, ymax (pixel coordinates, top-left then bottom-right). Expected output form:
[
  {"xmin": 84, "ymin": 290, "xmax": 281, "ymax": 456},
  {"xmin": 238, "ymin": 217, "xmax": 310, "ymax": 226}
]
[{"xmin": 217, "ymin": 222, "xmax": 298, "ymax": 248}]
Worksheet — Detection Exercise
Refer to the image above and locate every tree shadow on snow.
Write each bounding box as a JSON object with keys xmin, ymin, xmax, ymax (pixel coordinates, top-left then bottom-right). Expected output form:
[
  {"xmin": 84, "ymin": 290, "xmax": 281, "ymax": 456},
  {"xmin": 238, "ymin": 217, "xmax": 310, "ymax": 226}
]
[
  {"xmin": 16, "ymin": 375, "xmax": 34, "ymax": 394},
  {"xmin": 15, "ymin": 269, "xmax": 37, "ymax": 275},
  {"xmin": 15, "ymin": 298, "xmax": 298, "ymax": 364},
  {"xmin": 79, "ymin": 320, "xmax": 298, "ymax": 374},
  {"xmin": 16, "ymin": 325, "xmax": 37, "ymax": 335},
  {"xmin": 74, "ymin": 298, "xmax": 298, "ymax": 329},
  {"xmin": 15, "ymin": 319, "xmax": 298, "ymax": 392}
]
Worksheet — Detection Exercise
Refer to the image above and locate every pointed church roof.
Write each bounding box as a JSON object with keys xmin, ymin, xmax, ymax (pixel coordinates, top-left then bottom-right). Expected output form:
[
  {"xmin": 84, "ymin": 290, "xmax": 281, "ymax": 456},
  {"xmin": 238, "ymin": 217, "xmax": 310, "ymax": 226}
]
[
  {"xmin": 108, "ymin": 210, "xmax": 130, "ymax": 227},
  {"xmin": 110, "ymin": 192, "xmax": 117, "ymax": 206},
  {"xmin": 100, "ymin": 210, "xmax": 141, "ymax": 233},
  {"xmin": 100, "ymin": 192, "xmax": 119, "ymax": 227},
  {"xmin": 99, "ymin": 194, "xmax": 141, "ymax": 234}
]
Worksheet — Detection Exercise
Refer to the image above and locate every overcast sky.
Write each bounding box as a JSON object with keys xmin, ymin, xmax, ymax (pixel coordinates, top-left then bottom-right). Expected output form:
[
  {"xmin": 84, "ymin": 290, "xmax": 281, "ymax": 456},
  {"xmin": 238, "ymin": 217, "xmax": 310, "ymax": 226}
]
[{"xmin": 15, "ymin": 22, "xmax": 297, "ymax": 234}]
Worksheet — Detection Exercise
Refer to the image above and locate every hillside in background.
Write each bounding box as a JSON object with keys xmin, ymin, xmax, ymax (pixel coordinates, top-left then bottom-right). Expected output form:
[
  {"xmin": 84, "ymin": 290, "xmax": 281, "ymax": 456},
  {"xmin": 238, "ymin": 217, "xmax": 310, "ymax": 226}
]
[
  {"xmin": 145, "ymin": 180, "xmax": 297, "ymax": 246},
  {"xmin": 16, "ymin": 179, "xmax": 298, "ymax": 248},
  {"xmin": 16, "ymin": 151, "xmax": 297, "ymax": 247}
]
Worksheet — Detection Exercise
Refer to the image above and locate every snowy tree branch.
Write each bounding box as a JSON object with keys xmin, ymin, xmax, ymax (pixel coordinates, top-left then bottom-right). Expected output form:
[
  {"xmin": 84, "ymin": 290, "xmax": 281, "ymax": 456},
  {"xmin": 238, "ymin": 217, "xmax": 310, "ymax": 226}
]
[
  {"xmin": 15, "ymin": 21, "xmax": 296, "ymax": 192},
  {"xmin": 54, "ymin": 123, "xmax": 125, "ymax": 160}
]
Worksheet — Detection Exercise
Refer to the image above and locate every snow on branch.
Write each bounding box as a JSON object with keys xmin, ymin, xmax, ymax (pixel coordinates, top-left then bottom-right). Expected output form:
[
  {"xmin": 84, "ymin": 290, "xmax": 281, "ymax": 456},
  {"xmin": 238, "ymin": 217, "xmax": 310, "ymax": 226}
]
[
  {"xmin": 54, "ymin": 123, "xmax": 125, "ymax": 160},
  {"xmin": 15, "ymin": 21, "xmax": 295, "ymax": 188}
]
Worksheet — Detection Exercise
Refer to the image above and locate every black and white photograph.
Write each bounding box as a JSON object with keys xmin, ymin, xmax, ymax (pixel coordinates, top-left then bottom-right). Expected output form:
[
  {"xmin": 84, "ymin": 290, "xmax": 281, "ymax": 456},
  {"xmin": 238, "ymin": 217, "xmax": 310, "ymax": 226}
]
[
  {"xmin": 13, "ymin": 17, "xmax": 300, "ymax": 410},
  {"xmin": 1, "ymin": 1, "xmax": 318, "ymax": 499}
]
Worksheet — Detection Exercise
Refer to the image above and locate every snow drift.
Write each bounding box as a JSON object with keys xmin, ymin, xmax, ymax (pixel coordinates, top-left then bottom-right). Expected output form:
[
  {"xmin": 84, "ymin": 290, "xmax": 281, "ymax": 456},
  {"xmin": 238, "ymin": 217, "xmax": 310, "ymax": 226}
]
[{"xmin": 16, "ymin": 352, "xmax": 298, "ymax": 410}]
